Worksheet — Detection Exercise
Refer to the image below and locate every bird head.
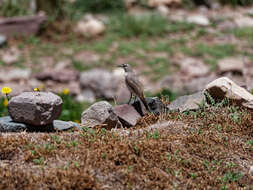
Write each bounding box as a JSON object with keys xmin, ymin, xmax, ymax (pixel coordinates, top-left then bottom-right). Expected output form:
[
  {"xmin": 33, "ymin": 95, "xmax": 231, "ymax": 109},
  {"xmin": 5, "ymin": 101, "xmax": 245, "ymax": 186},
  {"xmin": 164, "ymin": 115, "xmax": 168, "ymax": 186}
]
[{"xmin": 118, "ymin": 63, "xmax": 132, "ymax": 72}]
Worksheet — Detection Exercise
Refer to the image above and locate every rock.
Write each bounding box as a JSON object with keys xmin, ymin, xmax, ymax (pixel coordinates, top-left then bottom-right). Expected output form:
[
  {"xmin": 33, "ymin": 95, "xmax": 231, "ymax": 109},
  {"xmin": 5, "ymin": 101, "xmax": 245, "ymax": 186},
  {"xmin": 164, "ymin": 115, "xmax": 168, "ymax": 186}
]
[
  {"xmin": 75, "ymin": 17, "xmax": 105, "ymax": 37},
  {"xmin": 80, "ymin": 69, "xmax": 119, "ymax": 100},
  {"xmin": 148, "ymin": 0, "xmax": 181, "ymax": 7},
  {"xmin": 113, "ymin": 104, "xmax": 141, "ymax": 126},
  {"xmin": 75, "ymin": 89, "xmax": 96, "ymax": 103},
  {"xmin": 205, "ymin": 77, "xmax": 253, "ymax": 104},
  {"xmin": 0, "ymin": 116, "xmax": 80, "ymax": 132},
  {"xmin": 179, "ymin": 58, "xmax": 210, "ymax": 78},
  {"xmin": 217, "ymin": 20, "xmax": 237, "ymax": 31},
  {"xmin": 0, "ymin": 69, "xmax": 31, "ymax": 82},
  {"xmin": 217, "ymin": 57, "xmax": 244, "ymax": 75},
  {"xmin": 53, "ymin": 120, "xmax": 81, "ymax": 131},
  {"xmin": 249, "ymin": 166, "xmax": 253, "ymax": 176},
  {"xmin": 115, "ymin": 85, "xmax": 131, "ymax": 104},
  {"xmin": 0, "ymin": 116, "xmax": 27, "ymax": 132},
  {"xmin": 167, "ymin": 91, "xmax": 206, "ymax": 112},
  {"xmin": 1, "ymin": 47, "xmax": 20, "ymax": 65},
  {"xmin": 81, "ymin": 101, "xmax": 122, "ymax": 129},
  {"xmin": 0, "ymin": 15, "xmax": 47, "ymax": 37},
  {"xmin": 157, "ymin": 5, "xmax": 169, "ymax": 16},
  {"xmin": 8, "ymin": 92, "xmax": 62, "ymax": 126},
  {"xmin": 234, "ymin": 16, "xmax": 253, "ymax": 28},
  {"xmin": 186, "ymin": 14, "xmax": 210, "ymax": 26},
  {"xmin": 35, "ymin": 69, "xmax": 79, "ymax": 83},
  {"xmin": 0, "ymin": 35, "xmax": 7, "ymax": 47},
  {"xmin": 74, "ymin": 51, "xmax": 100, "ymax": 63},
  {"xmin": 131, "ymin": 97, "xmax": 165, "ymax": 116}
]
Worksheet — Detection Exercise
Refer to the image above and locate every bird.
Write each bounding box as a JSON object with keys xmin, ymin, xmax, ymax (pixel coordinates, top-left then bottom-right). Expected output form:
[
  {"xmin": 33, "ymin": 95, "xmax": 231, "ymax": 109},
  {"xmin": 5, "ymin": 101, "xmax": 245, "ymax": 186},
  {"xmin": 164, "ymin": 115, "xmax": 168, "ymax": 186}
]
[{"xmin": 118, "ymin": 63, "xmax": 150, "ymax": 112}]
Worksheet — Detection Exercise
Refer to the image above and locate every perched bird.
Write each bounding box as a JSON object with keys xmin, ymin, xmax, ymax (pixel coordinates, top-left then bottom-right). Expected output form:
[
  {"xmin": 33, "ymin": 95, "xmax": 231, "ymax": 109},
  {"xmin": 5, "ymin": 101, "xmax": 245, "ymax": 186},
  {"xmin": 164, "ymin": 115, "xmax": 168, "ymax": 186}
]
[{"xmin": 118, "ymin": 63, "xmax": 150, "ymax": 112}]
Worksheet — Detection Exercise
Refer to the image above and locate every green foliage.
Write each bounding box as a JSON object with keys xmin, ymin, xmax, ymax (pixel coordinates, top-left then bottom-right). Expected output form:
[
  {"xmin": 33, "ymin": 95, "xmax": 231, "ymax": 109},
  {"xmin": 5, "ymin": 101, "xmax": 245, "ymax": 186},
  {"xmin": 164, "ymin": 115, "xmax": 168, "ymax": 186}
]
[
  {"xmin": 109, "ymin": 14, "xmax": 169, "ymax": 37},
  {"xmin": 59, "ymin": 93, "xmax": 91, "ymax": 122},
  {"xmin": 0, "ymin": 98, "xmax": 8, "ymax": 117},
  {"xmin": 73, "ymin": 0, "xmax": 126, "ymax": 13},
  {"xmin": 155, "ymin": 89, "xmax": 177, "ymax": 102},
  {"xmin": 0, "ymin": 0, "xmax": 31, "ymax": 17}
]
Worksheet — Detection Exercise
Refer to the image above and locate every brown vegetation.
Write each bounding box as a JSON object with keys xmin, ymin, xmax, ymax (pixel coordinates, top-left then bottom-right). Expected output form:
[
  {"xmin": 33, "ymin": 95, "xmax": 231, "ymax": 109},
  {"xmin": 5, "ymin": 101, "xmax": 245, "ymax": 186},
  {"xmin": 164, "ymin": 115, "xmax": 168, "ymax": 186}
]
[{"xmin": 0, "ymin": 105, "xmax": 253, "ymax": 189}]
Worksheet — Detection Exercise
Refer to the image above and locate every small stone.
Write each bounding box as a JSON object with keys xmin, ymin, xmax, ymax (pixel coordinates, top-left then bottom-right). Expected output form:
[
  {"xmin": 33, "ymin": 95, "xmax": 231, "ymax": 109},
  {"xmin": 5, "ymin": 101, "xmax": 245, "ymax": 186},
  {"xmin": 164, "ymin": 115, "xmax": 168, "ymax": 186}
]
[
  {"xmin": 75, "ymin": 17, "xmax": 105, "ymax": 37},
  {"xmin": 81, "ymin": 101, "xmax": 121, "ymax": 129},
  {"xmin": 53, "ymin": 120, "xmax": 81, "ymax": 131},
  {"xmin": 113, "ymin": 104, "xmax": 141, "ymax": 126},
  {"xmin": 157, "ymin": 5, "xmax": 169, "ymax": 16},
  {"xmin": 186, "ymin": 14, "xmax": 210, "ymax": 26},
  {"xmin": 205, "ymin": 77, "xmax": 253, "ymax": 104},
  {"xmin": 8, "ymin": 92, "xmax": 62, "ymax": 126},
  {"xmin": 235, "ymin": 16, "xmax": 253, "ymax": 28},
  {"xmin": 0, "ymin": 35, "xmax": 7, "ymax": 47},
  {"xmin": 0, "ymin": 116, "xmax": 27, "ymax": 132},
  {"xmin": 167, "ymin": 91, "xmax": 206, "ymax": 112},
  {"xmin": 249, "ymin": 166, "xmax": 253, "ymax": 176},
  {"xmin": 217, "ymin": 57, "xmax": 244, "ymax": 74}
]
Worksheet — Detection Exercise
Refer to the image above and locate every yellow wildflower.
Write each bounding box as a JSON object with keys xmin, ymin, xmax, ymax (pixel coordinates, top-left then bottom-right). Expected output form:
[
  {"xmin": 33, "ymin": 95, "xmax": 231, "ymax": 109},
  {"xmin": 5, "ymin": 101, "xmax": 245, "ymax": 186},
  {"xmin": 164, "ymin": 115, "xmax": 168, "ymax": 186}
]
[
  {"xmin": 3, "ymin": 98, "xmax": 8, "ymax": 107},
  {"xmin": 1, "ymin": 86, "xmax": 12, "ymax": 95},
  {"xmin": 33, "ymin": 88, "xmax": 40, "ymax": 92},
  {"xmin": 63, "ymin": 88, "xmax": 69, "ymax": 95}
]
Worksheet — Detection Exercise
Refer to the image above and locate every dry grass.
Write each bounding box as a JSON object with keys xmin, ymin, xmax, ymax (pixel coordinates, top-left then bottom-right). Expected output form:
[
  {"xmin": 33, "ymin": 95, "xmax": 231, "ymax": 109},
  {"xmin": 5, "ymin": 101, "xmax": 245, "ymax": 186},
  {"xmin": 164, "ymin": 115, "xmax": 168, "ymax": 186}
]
[{"xmin": 0, "ymin": 105, "xmax": 253, "ymax": 189}]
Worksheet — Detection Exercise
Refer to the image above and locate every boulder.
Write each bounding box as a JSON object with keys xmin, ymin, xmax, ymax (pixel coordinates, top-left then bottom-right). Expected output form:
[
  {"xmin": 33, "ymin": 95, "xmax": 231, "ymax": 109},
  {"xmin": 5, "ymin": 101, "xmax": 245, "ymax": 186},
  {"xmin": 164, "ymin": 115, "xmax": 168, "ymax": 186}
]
[
  {"xmin": 8, "ymin": 92, "xmax": 62, "ymax": 126},
  {"xmin": 0, "ymin": 69, "xmax": 31, "ymax": 82},
  {"xmin": 113, "ymin": 104, "xmax": 141, "ymax": 126},
  {"xmin": 80, "ymin": 69, "xmax": 119, "ymax": 100},
  {"xmin": 167, "ymin": 91, "xmax": 206, "ymax": 112},
  {"xmin": 81, "ymin": 101, "xmax": 122, "ymax": 129},
  {"xmin": 205, "ymin": 77, "xmax": 253, "ymax": 104},
  {"xmin": 186, "ymin": 14, "xmax": 210, "ymax": 26}
]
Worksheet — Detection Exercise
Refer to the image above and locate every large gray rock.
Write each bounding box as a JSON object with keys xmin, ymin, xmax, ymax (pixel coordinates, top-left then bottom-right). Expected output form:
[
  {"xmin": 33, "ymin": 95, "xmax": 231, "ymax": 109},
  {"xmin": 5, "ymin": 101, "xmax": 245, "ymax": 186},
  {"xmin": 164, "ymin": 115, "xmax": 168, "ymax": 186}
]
[
  {"xmin": 205, "ymin": 77, "xmax": 253, "ymax": 105},
  {"xmin": 0, "ymin": 116, "xmax": 80, "ymax": 132},
  {"xmin": 113, "ymin": 104, "xmax": 141, "ymax": 126},
  {"xmin": 81, "ymin": 101, "xmax": 122, "ymax": 129},
  {"xmin": 167, "ymin": 91, "xmax": 206, "ymax": 112},
  {"xmin": 8, "ymin": 92, "xmax": 62, "ymax": 126},
  {"xmin": 80, "ymin": 69, "xmax": 119, "ymax": 99}
]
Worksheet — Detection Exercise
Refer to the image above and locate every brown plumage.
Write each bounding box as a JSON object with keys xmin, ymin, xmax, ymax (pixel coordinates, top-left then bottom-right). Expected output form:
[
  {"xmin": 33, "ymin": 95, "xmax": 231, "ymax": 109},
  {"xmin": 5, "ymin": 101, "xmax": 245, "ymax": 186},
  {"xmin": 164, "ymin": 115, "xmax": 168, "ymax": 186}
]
[{"xmin": 118, "ymin": 63, "xmax": 150, "ymax": 111}]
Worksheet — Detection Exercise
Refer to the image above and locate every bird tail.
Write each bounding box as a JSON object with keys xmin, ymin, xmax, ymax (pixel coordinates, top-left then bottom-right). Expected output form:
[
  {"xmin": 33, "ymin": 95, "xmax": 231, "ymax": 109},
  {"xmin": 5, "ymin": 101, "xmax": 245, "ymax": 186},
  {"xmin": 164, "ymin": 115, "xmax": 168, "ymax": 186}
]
[{"xmin": 140, "ymin": 95, "xmax": 150, "ymax": 112}]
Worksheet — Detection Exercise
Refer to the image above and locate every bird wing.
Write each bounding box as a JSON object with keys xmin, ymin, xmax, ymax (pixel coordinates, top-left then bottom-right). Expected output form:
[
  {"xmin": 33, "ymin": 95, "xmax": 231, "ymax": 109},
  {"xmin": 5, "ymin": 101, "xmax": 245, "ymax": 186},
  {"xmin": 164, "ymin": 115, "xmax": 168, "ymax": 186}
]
[{"xmin": 126, "ymin": 73, "xmax": 144, "ymax": 96}]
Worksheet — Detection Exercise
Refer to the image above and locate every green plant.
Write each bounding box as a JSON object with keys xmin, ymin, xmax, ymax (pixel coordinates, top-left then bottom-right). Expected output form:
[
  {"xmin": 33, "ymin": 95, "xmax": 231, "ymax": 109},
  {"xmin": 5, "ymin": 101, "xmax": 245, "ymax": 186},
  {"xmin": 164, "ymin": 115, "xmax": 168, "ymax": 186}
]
[
  {"xmin": 33, "ymin": 157, "xmax": 45, "ymax": 165},
  {"xmin": 73, "ymin": 0, "xmax": 126, "ymax": 13},
  {"xmin": 219, "ymin": 0, "xmax": 253, "ymax": 6},
  {"xmin": 147, "ymin": 130, "xmax": 160, "ymax": 139},
  {"xmin": 0, "ymin": 0, "xmax": 32, "ymax": 17}
]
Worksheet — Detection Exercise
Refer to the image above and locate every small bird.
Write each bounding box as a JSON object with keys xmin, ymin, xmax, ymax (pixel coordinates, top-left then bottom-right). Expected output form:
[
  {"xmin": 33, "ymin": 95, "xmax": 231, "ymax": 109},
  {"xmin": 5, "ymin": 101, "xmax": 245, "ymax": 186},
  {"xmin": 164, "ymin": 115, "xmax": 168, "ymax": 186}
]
[{"xmin": 118, "ymin": 63, "xmax": 150, "ymax": 112}]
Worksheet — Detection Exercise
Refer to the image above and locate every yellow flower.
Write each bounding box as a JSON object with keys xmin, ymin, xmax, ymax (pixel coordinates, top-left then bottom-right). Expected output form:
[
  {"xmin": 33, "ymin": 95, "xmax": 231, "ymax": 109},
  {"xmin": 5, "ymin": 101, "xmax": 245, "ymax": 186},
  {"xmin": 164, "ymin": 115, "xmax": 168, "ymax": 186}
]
[
  {"xmin": 33, "ymin": 88, "xmax": 40, "ymax": 92},
  {"xmin": 3, "ymin": 98, "xmax": 8, "ymax": 107},
  {"xmin": 63, "ymin": 88, "xmax": 69, "ymax": 95},
  {"xmin": 1, "ymin": 86, "xmax": 12, "ymax": 95}
]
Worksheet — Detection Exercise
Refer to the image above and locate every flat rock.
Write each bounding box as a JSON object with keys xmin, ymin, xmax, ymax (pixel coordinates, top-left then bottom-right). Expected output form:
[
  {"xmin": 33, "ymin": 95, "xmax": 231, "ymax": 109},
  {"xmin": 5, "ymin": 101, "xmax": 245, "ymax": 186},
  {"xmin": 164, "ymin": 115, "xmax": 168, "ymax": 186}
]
[
  {"xmin": 113, "ymin": 104, "xmax": 141, "ymax": 126},
  {"xmin": 217, "ymin": 57, "xmax": 244, "ymax": 74},
  {"xmin": 0, "ymin": 116, "xmax": 27, "ymax": 132},
  {"xmin": 234, "ymin": 16, "xmax": 253, "ymax": 28},
  {"xmin": 35, "ymin": 69, "xmax": 79, "ymax": 83},
  {"xmin": 0, "ymin": 68, "xmax": 31, "ymax": 82},
  {"xmin": 8, "ymin": 92, "xmax": 62, "ymax": 126},
  {"xmin": 167, "ymin": 91, "xmax": 206, "ymax": 112},
  {"xmin": 0, "ymin": 116, "xmax": 80, "ymax": 132},
  {"xmin": 205, "ymin": 77, "xmax": 253, "ymax": 104},
  {"xmin": 186, "ymin": 14, "xmax": 210, "ymax": 26},
  {"xmin": 81, "ymin": 101, "xmax": 122, "ymax": 129}
]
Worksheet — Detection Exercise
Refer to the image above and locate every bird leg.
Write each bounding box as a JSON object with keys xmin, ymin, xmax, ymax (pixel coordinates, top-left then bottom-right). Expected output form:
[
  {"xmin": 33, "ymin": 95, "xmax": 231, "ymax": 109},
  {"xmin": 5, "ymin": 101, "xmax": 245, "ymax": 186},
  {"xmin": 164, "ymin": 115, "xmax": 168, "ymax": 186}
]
[{"xmin": 128, "ymin": 93, "xmax": 133, "ymax": 104}]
